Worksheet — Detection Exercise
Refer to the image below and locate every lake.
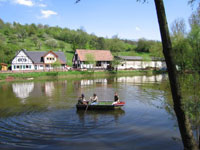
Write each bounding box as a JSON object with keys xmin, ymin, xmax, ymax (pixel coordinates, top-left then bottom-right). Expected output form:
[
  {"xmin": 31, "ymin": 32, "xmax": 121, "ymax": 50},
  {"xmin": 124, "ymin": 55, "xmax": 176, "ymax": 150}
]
[{"xmin": 0, "ymin": 75, "xmax": 183, "ymax": 150}]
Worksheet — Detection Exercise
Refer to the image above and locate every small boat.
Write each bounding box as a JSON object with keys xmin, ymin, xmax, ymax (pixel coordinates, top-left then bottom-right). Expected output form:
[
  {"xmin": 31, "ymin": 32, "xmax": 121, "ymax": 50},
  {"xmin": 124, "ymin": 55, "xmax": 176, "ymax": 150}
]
[{"xmin": 76, "ymin": 101, "xmax": 125, "ymax": 111}]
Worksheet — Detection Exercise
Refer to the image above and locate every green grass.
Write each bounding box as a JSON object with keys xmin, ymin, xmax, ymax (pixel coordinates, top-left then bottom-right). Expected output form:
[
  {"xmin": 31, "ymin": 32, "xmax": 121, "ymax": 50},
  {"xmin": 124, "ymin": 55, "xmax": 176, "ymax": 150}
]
[{"xmin": 117, "ymin": 51, "xmax": 151, "ymax": 59}]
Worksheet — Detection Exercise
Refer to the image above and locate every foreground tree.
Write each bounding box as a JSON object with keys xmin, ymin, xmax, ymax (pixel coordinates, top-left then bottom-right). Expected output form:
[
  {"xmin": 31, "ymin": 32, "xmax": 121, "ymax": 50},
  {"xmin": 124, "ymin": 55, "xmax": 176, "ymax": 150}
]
[{"xmin": 154, "ymin": 0, "xmax": 198, "ymax": 149}]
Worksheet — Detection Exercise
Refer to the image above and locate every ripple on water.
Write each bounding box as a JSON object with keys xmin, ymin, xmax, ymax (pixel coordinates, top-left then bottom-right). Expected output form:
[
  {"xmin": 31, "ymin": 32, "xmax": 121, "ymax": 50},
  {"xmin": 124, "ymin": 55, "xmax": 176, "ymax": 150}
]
[{"xmin": 0, "ymin": 108, "xmax": 123, "ymax": 148}]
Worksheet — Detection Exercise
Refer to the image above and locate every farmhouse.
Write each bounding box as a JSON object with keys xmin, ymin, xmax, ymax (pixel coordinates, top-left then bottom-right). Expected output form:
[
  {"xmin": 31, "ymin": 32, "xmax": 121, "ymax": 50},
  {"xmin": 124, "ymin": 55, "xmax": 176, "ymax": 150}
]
[
  {"xmin": 115, "ymin": 56, "xmax": 166, "ymax": 70},
  {"xmin": 11, "ymin": 49, "xmax": 66, "ymax": 71},
  {"xmin": 73, "ymin": 49, "xmax": 113, "ymax": 69}
]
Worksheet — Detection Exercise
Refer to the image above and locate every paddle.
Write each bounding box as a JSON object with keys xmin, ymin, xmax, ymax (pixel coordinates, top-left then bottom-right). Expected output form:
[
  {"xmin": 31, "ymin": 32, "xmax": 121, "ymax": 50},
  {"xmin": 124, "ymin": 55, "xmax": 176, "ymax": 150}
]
[{"xmin": 85, "ymin": 100, "xmax": 89, "ymax": 112}]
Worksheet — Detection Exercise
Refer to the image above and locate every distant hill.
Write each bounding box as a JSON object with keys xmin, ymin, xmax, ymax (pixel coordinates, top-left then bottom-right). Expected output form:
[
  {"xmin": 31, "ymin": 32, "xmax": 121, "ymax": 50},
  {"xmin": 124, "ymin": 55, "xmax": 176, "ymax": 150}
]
[{"xmin": 0, "ymin": 18, "xmax": 162, "ymax": 66}]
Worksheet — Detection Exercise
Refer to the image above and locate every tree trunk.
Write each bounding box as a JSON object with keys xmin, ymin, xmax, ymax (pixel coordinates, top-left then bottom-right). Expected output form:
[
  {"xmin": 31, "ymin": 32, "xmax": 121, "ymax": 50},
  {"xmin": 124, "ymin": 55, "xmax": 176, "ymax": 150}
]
[
  {"xmin": 199, "ymin": 129, "xmax": 200, "ymax": 149},
  {"xmin": 197, "ymin": 126, "xmax": 200, "ymax": 148},
  {"xmin": 154, "ymin": 0, "xmax": 198, "ymax": 149}
]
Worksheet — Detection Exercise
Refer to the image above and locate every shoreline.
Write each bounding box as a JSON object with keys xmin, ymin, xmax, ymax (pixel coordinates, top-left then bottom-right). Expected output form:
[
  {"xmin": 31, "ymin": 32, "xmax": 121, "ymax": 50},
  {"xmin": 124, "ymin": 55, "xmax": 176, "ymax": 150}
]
[{"xmin": 0, "ymin": 70, "xmax": 166, "ymax": 82}]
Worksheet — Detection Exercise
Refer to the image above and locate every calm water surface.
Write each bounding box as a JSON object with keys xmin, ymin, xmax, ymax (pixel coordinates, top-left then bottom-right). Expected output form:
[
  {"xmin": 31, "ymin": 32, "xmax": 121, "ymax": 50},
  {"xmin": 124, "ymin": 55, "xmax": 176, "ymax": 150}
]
[{"xmin": 0, "ymin": 75, "xmax": 183, "ymax": 150}]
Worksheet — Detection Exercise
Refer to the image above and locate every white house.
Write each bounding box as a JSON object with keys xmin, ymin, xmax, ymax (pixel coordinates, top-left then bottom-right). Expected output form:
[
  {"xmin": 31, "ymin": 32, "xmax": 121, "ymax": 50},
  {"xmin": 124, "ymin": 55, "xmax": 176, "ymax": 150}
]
[
  {"xmin": 116, "ymin": 56, "xmax": 166, "ymax": 70},
  {"xmin": 11, "ymin": 49, "xmax": 66, "ymax": 71},
  {"xmin": 73, "ymin": 49, "xmax": 113, "ymax": 69}
]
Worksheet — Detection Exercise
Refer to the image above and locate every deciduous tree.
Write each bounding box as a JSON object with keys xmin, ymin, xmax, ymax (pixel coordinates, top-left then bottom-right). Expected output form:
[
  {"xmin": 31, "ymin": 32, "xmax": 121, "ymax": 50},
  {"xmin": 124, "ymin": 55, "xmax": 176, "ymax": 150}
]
[{"xmin": 154, "ymin": 0, "xmax": 198, "ymax": 149}]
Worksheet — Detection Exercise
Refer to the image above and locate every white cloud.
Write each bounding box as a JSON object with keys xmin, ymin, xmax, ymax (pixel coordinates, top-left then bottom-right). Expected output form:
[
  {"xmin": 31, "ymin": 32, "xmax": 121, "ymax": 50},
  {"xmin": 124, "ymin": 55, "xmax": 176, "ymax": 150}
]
[
  {"xmin": 41, "ymin": 10, "xmax": 57, "ymax": 18},
  {"xmin": 136, "ymin": 26, "xmax": 141, "ymax": 31},
  {"xmin": 38, "ymin": 3, "xmax": 46, "ymax": 7},
  {"xmin": 14, "ymin": 0, "xmax": 34, "ymax": 6}
]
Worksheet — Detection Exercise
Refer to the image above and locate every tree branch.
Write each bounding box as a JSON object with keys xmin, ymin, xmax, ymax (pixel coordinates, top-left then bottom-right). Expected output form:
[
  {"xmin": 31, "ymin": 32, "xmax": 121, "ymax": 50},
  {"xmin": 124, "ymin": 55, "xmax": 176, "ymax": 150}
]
[{"xmin": 75, "ymin": 0, "xmax": 81, "ymax": 3}]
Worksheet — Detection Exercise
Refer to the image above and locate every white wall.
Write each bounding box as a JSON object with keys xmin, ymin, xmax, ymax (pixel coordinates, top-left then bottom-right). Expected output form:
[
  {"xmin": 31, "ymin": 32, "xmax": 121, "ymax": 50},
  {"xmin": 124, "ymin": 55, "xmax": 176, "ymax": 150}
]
[
  {"xmin": 101, "ymin": 61, "xmax": 109, "ymax": 68},
  {"xmin": 80, "ymin": 61, "xmax": 109, "ymax": 69},
  {"xmin": 12, "ymin": 51, "xmax": 34, "ymax": 71},
  {"xmin": 117, "ymin": 60, "xmax": 166, "ymax": 70},
  {"xmin": 37, "ymin": 64, "xmax": 45, "ymax": 70},
  {"xmin": 80, "ymin": 63, "xmax": 93, "ymax": 69},
  {"xmin": 44, "ymin": 53, "xmax": 57, "ymax": 64}
]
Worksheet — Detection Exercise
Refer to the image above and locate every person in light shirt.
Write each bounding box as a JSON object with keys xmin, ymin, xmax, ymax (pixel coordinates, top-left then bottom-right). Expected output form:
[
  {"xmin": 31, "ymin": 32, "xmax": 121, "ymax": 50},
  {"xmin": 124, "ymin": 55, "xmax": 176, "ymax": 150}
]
[{"xmin": 90, "ymin": 93, "xmax": 98, "ymax": 105}]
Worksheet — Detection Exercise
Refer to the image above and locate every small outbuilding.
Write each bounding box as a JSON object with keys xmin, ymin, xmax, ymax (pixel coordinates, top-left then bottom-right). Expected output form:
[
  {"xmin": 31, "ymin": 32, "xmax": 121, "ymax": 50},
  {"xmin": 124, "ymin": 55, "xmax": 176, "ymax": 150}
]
[{"xmin": 0, "ymin": 63, "xmax": 8, "ymax": 71}]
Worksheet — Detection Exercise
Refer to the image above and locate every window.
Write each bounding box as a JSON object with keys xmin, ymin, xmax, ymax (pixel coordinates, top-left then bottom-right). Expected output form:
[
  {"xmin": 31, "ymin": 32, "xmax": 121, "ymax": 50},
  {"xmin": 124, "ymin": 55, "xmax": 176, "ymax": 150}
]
[
  {"xmin": 17, "ymin": 65, "xmax": 19, "ymax": 69},
  {"xmin": 26, "ymin": 65, "xmax": 29, "ymax": 68},
  {"xmin": 19, "ymin": 65, "xmax": 22, "ymax": 69},
  {"xmin": 14, "ymin": 65, "xmax": 16, "ymax": 69},
  {"xmin": 18, "ymin": 58, "xmax": 22, "ymax": 62},
  {"xmin": 23, "ymin": 65, "xmax": 25, "ymax": 69},
  {"xmin": 41, "ymin": 57, "xmax": 44, "ymax": 62},
  {"xmin": 29, "ymin": 65, "xmax": 31, "ymax": 69},
  {"xmin": 40, "ymin": 65, "xmax": 43, "ymax": 68},
  {"xmin": 18, "ymin": 58, "xmax": 27, "ymax": 62},
  {"xmin": 96, "ymin": 61, "xmax": 101, "ymax": 67}
]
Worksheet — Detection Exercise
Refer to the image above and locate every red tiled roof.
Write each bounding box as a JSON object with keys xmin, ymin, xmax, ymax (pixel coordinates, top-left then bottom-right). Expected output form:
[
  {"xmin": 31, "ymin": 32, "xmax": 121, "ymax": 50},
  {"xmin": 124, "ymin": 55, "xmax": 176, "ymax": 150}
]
[
  {"xmin": 0, "ymin": 63, "xmax": 8, "ymax": 66},
  {"xmin": 76, "ymin": 49, "xmax": 113, "ymax": 61}
]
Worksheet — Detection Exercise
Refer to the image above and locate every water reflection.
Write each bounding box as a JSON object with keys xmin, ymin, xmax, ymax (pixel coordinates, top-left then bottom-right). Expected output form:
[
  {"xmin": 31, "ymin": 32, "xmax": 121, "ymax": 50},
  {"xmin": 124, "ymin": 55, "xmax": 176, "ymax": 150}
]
[
  {"xmin": 116, "ymin": 74, "xmax": 167, "ymax": 84},
  {"xmin": 12, "ymin": 82, "xmax": 34, "ymax": 102},
  {"xmin": 77, "ymin": 109, "xmax": 125, "ymax": 124},
  {"xmin": 80, "ymin": 78, "xmax": 107, "ymax": 86},
  {"xmin": 44, "ymin": 82, "xmax": 55, "ymax": 97}
]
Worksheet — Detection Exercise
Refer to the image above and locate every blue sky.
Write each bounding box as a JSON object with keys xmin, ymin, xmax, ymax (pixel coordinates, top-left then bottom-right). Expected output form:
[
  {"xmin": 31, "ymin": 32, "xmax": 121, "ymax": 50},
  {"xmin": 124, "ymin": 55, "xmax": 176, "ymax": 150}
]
[{"xmin": 0, "ymin": 0, "xmax": 197, "ymax": 41}]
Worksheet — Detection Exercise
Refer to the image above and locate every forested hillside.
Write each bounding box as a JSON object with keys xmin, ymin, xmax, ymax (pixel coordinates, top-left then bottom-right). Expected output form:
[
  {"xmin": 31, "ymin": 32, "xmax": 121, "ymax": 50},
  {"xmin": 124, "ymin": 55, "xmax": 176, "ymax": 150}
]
[{"xmin": 0, "ymin": 18, "xmax": 163, "ymax": 66}]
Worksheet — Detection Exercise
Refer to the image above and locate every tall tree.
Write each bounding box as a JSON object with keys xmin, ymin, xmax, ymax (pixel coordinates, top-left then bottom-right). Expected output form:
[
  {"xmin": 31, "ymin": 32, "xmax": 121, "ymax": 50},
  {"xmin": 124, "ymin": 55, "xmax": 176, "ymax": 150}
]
[{"xmin": 154, "ymin": 0, "xmax": 198, "ymax": 149}]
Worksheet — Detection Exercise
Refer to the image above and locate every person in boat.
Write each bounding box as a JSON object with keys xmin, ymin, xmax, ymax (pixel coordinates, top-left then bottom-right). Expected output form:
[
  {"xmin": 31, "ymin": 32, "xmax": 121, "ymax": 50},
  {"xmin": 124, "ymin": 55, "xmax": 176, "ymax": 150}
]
[
  {"xmin": 112, "ymin": 92, "xmax": 120, "ymax": 105},
  {"xmin": 90, "ymin": 93, "xmax": 98, "ymax": 105},
  {"xmin": 78, "ymin": 94, "xmax": 88, "ymax": 105}
]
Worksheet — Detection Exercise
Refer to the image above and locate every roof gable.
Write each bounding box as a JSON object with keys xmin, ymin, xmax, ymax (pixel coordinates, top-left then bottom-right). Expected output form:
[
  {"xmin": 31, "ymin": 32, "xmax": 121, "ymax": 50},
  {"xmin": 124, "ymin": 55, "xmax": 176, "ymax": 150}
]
[
  {"xmin": 12, "ymin": 50, "xmax": 34, "ymax": 64},
  {"xmin": 76, "ymin": 49, "xmax": 113, "ymax": 61},
  {"xmin": 43, "ymin": 51, "xmax": 58, "ymax": 58}
]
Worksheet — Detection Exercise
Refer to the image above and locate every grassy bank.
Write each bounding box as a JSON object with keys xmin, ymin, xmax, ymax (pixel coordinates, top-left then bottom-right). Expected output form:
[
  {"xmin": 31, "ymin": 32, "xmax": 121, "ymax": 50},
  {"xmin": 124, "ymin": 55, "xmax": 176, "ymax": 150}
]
[{"xmin": 0, "ymin": 70, "xmax": 166, "ymax": 81}]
